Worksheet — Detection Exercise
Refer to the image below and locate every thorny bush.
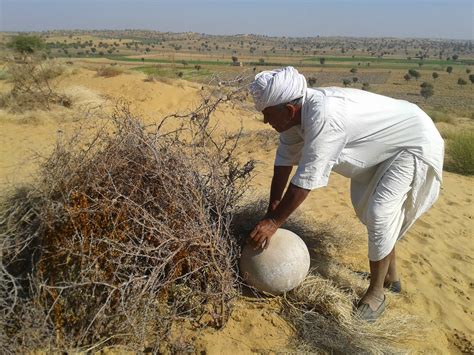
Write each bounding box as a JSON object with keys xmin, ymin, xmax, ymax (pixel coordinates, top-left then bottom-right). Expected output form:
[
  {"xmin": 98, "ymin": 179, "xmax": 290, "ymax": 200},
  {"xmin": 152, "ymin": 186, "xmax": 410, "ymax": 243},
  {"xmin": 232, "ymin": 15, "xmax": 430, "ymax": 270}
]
[
  {"xmin": 0, "ymin": 91, "xmax": 254, "ymax": 352},
  {"xmin": 0, "ymin": 57, "xmax": 70, "ymax": 112}
]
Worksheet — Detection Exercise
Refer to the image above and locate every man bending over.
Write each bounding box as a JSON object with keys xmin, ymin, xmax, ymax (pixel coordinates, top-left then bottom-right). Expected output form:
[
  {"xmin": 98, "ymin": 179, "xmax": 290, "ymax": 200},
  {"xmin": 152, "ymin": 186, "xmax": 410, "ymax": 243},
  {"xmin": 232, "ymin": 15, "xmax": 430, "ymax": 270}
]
[{"xmin": 248, "ymin": 66, "xmax": 444, "ymax": 321}]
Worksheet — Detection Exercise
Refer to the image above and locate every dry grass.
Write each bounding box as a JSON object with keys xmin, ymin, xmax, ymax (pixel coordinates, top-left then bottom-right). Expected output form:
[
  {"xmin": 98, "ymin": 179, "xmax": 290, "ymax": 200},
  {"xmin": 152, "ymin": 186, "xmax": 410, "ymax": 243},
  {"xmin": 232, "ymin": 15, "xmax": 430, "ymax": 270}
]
[
  {"xmin": 444, "ymin": 130, "xmax": 474, "ymax": 175},
  {"xmin": 95, "ymin": 66, "xmax": 124, "ymax": 78},
  {"xmin": 426, "ymin": 109, "xmax": 455, "ymax": 124},
  {"xmin": 283, "ymin": 220, "xmax": 424, "ymax": 353},
  {"xmin": 285, "ymin": 273, "xmax": 422, "ymax": 353},
  {"xmin": 0, "ymin": 81, "xmax": 254, "ymax": 352},
  {"xmin": 0, "ymin": 86, "xmax": 103, "ymax": 125}
]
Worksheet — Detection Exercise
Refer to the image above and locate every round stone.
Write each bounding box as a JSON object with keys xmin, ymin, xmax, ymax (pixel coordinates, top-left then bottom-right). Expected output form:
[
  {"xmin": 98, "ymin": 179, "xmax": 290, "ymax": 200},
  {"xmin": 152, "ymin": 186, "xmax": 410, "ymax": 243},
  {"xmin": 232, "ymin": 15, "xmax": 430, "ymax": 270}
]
[{"xmin": 240, "ymin": 228, "xmax": 310, "ymax": 295}]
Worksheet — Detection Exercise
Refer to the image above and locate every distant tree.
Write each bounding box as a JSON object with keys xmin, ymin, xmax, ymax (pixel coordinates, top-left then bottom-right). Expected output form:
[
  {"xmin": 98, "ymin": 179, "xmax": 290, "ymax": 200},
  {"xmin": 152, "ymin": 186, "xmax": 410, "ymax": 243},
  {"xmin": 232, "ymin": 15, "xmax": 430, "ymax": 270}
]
[
  {"xmin": 350, "ymin": 67, "xmax": 357, "ymax": 74},
  {"xmin": 408, "ymin": 69, "xmax": 420, "ymax": 80},
  {"xmin": 466, "ymin": 68, "xmax": 471, "ymax": 74},
  {"xmin": 420, "ymin": 82, "xmax": 434, "ymax": 100},
  {"xmin": 177, "ymin": 71, "xmax": 183, "ymax": 78},
  {"xmin": 91, "ymin": 47, "xmax": 96, "ymax": 53},
  {"xmin": 362, "ymin": 82, "xmax": 371, "ymax": 91},
  {"xmin": 259, "ymin": 58, "xmax": 265, "ymax": 64},
  {"xmin": 181, "ymin": 60, "xmax": 188, "ymax": 67},
  {"xmin": 7, "ymin": 35, "xmax": 45, "ymax": 54},
  {"xmin": 231, "ymin": 56, "xmax": 238, "ymax": 63},
  {"xmin": 307, "ymin": 77, "xmax": 317, "ymax": 87},
  {"xmin": 194, "ymin": 64, "xmax": 201, "ymax": 71},
  {"xmin": 342, "ymin": 79, "xmax": 351, "ymax": 87},
  {"xmin": 452, "ymin": 54, "xmax": 459, "ymax": 60},
  {"xmin": 145, "ymin": 47, "xmax": 150, "ymax": 52},
  {"xmin": 432, "ymin": 72, "xmax": 439, "ymax": 80},
  {"xmin": 457, "ymin": 78, "xmax": 467, "ymax": 87},
  {"xmin": 446, "ymin": 66, "xmax": 453, "ymax": 74},
  {"xmin": 141, "ymin": 57, "xmax": 145, "ymax": 62},
  {"xmin": 352, "ymin": 77, "xmax": 358, "ymax": 83},
  {"xmin": 319, "ymin": 57, "xmax": 326, "ymax": 65},
  {"xmin": 418, "ymin": 61, "xmax": 423, "ymax": 68},
  {"xmin": 404, "ymin": 73, "xmax": 411, "ymax": 81},
  {"xmin": 469, "ymin": 74, "xmax": 474, "ymax": 84}
]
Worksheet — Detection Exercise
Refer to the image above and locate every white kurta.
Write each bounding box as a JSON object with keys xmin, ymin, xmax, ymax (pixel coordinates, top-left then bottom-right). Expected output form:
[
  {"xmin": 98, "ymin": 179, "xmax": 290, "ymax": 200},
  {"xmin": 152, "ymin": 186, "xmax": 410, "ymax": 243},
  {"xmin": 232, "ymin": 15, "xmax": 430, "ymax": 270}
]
[{"xmin": 275, "ymin": 87, "xmax": 444, "ymax": 261}]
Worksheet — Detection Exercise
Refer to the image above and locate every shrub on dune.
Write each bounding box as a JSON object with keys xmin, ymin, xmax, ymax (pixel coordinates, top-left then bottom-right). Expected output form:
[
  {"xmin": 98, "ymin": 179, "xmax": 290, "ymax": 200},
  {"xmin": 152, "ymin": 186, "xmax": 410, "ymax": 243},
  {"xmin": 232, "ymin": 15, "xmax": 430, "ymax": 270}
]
[
  {"xmin": 0, "ymin": 92, "xmax": 254, "ymax": 352},
  {"xmin": 445, "ymin": 131, "xmax": 474, "ymax": 175},
  {"xmin": 95, "ymin": 65, "xmax": 124, "ymax": 78},
  {"xmin": 0, "ymin": 58, "xmax": 70, "ymax": 112}
]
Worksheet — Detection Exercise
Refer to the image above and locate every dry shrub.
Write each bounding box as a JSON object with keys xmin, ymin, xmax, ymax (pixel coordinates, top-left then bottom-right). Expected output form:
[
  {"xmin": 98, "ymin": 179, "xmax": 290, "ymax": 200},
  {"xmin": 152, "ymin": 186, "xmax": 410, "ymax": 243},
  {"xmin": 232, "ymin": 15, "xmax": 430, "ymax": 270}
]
[
  {"xmin": 96, "ymin": 66, "xmax": 124, "ymax": 78},
  {"xmin": 0, "ymin": 88, "xmax": 254, "ymax": 352},
  {"xmin": 0, "ymin": 57, "xmax": 71, "ymax": 112}
]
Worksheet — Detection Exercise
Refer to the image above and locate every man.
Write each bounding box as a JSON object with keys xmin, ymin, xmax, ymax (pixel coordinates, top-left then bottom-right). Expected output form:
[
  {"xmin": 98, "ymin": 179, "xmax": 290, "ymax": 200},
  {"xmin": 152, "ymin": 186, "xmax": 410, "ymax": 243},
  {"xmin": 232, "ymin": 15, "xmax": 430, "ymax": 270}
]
[{"xmin": 248, "ymin": 66, "xmax": 444, "ymax": 321}]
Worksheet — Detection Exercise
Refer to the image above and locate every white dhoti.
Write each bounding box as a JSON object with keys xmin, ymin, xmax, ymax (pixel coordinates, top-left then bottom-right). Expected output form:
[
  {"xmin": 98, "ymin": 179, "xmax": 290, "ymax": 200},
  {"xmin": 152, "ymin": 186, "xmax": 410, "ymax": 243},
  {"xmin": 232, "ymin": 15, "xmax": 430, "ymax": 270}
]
[{"xmin": 351, "ymin": 151, "xmax": 441, "ymax": 261}]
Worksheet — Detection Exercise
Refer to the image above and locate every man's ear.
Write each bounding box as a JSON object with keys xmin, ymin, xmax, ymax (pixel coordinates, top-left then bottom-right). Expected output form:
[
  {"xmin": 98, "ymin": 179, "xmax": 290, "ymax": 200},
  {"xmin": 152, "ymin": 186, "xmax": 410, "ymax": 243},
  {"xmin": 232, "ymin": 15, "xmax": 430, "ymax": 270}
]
[{"xmin": 286, "ymin": 104, "xmax": 297, "ymax": 119}]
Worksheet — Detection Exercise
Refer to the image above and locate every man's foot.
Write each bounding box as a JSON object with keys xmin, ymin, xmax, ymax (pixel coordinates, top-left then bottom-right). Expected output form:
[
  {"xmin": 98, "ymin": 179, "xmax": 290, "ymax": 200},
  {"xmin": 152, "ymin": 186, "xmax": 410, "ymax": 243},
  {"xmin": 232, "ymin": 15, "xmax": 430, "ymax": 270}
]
[
  {"xmin": 383, "ymin": 280, "xmax": 402, "ymax": 293},
  {"xmin": 356, "ymin": 292, "xmax": 386, "ymax": 322}
]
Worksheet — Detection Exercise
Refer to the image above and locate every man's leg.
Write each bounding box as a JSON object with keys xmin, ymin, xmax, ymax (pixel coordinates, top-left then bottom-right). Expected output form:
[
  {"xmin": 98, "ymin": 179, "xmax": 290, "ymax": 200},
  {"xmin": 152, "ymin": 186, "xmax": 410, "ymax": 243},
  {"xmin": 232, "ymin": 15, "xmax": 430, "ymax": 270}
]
[
  {"xmin": 385, "ymin": 246, "xmax": 399, "ymax": 284},
  {"xmin": 358, "ymin": 247, "xmax": 394, "ymax": 310},
  {"xmin": 358, "ymin": 151, "xmax": 415, "ymax": 315}
]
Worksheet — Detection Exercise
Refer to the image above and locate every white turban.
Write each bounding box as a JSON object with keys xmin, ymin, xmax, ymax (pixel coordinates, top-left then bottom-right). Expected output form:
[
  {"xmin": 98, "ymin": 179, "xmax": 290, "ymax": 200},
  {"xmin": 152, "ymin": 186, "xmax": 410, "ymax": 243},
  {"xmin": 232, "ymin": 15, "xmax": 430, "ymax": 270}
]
[{"xmin": 249, "ymin": 66, "xmax": 307, "ymax": 111}]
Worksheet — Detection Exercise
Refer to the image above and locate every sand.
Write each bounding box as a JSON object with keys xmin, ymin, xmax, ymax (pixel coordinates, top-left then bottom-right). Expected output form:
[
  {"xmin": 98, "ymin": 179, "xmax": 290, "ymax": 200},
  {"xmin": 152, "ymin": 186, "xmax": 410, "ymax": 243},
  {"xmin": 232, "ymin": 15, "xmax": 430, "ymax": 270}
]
[{"xmin": 0, "ymin": 68, "xmax": 472, "ymax": 353}]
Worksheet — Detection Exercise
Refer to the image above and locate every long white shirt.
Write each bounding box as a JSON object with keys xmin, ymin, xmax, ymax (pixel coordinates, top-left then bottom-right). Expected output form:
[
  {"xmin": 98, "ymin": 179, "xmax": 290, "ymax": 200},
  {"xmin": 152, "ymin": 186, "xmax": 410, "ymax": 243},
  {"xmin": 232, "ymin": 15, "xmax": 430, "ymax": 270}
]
[
  {"xmin": 275, "ymin": 87, "xmax": 444, "ymax": 260},
  {"xmin": 275, "ymin": 87, "xmax": 444, "ymax": 189}
]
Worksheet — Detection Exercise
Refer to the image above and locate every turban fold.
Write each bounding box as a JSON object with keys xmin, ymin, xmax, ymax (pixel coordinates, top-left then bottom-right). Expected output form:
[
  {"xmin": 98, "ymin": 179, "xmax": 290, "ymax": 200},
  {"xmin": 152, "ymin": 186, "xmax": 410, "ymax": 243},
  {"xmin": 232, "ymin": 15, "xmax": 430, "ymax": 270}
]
[{"xmin": 249, "ymin": 66, "xmax": 307, "ymax": 111}]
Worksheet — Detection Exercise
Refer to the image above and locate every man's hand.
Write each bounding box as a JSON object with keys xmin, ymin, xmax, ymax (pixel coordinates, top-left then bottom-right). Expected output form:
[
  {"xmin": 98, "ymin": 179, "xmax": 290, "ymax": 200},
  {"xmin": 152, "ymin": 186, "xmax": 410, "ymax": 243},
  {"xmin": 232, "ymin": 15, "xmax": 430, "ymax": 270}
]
[{"xmin": 249, "ymin": 218, "xmax": 279, "ymax": 250}]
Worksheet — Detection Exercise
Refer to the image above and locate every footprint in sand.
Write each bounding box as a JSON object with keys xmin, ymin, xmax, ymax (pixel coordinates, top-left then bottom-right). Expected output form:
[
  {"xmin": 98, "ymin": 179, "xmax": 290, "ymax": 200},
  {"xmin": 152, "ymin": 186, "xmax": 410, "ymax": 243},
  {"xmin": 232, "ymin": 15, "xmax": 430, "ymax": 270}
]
[{"xmin": 416, "ymin": 220, "xmax": 432, "ymax": 229}]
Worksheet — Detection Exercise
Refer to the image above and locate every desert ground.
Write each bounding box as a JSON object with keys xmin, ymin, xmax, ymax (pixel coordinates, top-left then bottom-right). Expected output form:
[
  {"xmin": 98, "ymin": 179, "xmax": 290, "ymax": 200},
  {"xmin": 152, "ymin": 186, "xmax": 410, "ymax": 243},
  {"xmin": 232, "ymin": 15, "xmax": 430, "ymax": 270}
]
[{"xmin": 0, "ymin": 31, "xmax": 473, "ymax": 353}]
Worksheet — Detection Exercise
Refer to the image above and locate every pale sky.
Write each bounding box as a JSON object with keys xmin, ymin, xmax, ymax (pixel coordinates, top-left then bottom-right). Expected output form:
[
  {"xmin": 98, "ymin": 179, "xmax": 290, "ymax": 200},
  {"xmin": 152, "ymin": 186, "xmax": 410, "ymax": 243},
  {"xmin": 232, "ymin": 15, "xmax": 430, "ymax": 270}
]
[{"xmin": 0, "ymin": 0, "xmax": 473, "ymax": 40}]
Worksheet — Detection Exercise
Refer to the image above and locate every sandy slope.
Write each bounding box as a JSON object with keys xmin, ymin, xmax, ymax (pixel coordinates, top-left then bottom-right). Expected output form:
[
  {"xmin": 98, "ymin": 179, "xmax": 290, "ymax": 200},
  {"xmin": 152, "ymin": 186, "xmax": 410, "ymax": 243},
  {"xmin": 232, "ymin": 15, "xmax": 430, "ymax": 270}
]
[{"xmin": 0, "ymin": 69, "xmax": 472, "ymax": 353}]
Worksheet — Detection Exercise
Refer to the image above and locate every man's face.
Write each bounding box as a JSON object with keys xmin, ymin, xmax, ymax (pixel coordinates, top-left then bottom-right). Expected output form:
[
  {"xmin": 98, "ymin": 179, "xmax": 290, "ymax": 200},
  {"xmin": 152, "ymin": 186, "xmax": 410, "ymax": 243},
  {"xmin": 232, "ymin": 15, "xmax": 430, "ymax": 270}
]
[{"xmin": 262, "ymin": 104, "xmax": 295, "ymax": 133}]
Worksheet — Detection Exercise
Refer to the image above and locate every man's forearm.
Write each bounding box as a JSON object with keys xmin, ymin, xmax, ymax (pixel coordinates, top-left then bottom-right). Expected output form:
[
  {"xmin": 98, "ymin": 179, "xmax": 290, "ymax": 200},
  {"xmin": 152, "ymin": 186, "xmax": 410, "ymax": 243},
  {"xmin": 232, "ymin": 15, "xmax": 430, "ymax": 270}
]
[
  {"xmin": 269, "ymin": 165, "xmax": 293, "ymax": 212},
  {"xmin": 268, "ymin": 183, "xmax": 310, "ymax": 226}
]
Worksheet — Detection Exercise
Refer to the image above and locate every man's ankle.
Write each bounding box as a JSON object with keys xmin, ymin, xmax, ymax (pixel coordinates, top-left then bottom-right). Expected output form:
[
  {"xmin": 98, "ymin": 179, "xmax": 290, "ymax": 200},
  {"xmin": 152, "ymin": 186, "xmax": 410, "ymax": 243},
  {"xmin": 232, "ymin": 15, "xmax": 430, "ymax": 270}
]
[
  {"xmin": 366, "ymin": 287, "xmax": 384, "ymax": 299},
  {"xmin": 384, "ymin": 275, "xmax": 400, "ymax": 284}
]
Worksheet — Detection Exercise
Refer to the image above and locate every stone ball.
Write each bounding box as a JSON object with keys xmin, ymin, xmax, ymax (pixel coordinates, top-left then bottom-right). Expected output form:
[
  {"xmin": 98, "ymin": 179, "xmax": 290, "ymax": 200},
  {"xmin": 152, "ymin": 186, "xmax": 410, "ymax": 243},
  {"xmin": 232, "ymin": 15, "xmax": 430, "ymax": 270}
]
[{"xmin": 240, "ymin": 228, "xmax": 310, "ymax": 295}]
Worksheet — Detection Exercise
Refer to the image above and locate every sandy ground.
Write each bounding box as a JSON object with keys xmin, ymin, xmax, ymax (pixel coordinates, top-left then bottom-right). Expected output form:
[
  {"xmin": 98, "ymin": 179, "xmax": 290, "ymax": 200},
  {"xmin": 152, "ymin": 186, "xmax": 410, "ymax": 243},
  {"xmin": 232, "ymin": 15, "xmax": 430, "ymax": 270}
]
[{"xmin": 0, "ymin": 68, "xmax": 472, "ymax": 353}]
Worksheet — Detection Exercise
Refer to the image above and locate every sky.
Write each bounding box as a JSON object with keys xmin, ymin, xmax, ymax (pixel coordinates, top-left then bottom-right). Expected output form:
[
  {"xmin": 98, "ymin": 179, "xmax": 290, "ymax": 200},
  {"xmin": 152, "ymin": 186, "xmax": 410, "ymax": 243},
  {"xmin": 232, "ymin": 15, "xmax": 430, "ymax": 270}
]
[{"xmin": 0, "ymin": 0, "xmax": 473, "ymax": 40}]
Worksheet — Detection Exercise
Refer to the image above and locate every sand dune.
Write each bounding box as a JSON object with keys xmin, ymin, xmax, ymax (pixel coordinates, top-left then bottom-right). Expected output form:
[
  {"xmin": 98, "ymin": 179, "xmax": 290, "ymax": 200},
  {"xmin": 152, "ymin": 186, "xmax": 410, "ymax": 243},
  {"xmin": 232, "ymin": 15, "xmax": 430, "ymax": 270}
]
[{"xmin": 0, "ymin": 70, "xmax": 472, "ymax": 353}]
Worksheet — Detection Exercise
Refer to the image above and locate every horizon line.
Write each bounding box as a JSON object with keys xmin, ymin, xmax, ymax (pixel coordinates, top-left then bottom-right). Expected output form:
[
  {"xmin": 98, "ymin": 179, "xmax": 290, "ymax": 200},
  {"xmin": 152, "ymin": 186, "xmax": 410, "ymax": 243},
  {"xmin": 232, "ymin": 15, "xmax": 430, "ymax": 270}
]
[{"xmin": 1, "ymin": 28, "xmax": 472, "ymax": 42}]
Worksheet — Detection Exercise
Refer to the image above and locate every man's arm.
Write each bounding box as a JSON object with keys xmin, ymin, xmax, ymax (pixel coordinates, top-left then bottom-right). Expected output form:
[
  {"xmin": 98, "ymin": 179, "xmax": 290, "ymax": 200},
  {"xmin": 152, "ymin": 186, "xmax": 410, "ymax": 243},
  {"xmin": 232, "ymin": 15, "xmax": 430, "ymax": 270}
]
[
  {"xmin": 250, "ymin": 182, "xmax": 310, "ymax": 249},
  {"xmin": 267, "ymin": 165, "xmax": 293, "ymax": 214}
]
